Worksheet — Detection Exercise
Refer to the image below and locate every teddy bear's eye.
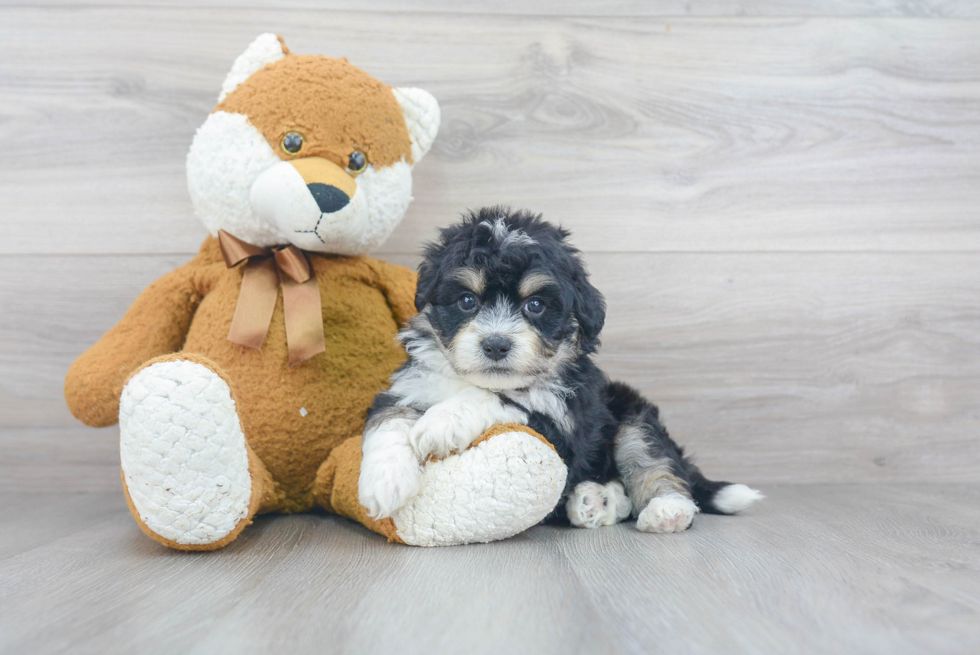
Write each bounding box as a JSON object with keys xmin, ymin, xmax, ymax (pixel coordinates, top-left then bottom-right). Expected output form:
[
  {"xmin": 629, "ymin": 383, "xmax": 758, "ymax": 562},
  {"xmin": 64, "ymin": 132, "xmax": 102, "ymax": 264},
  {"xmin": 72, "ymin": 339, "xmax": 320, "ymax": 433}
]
[
  {"xmin": 281, "ymin": 132, "xmax": 303, "ymax": 154},
  {"xmin": 347, "ymin": 150, "xmax": 367, "ymax": 174}
]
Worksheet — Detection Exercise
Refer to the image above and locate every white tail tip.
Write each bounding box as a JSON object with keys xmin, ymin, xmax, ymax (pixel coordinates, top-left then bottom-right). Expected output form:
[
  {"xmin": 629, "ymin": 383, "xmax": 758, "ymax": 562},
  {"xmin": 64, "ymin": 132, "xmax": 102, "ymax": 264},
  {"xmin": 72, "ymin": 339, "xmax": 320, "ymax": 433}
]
[{"xmin": 713, "ymin": 484, "xmax": 764, "ymax": 514}]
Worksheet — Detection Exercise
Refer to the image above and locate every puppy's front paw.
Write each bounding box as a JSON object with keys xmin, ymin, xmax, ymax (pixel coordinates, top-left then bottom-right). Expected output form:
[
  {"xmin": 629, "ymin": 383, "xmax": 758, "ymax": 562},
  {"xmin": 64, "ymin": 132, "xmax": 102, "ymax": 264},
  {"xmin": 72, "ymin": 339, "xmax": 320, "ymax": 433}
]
[
  {"xmin": 567, "ymin": 480, "xmax": 633, "ymax": 529},
  {"xmin": 567, "ymin": 482, "xmax": 606, "ymax": 528},
  {"xmin": 408, "ymin": 408, "xmax": 474, "ymax": 460},
  {"xmin": 358, "ymin": 449, "xmax": 422, "ymax": 519},
  {"xmin": 636, "ymin": 492, "xmax": 699, "ymax": 533}
]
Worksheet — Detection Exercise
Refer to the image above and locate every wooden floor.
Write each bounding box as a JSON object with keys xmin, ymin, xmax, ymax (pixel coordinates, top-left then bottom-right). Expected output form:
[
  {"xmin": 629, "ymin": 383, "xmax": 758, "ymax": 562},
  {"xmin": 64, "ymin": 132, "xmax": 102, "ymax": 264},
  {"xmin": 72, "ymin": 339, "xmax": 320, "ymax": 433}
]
[{"xmin": 0, "ymin": 484, "xmax": 977, "ymax": 654}]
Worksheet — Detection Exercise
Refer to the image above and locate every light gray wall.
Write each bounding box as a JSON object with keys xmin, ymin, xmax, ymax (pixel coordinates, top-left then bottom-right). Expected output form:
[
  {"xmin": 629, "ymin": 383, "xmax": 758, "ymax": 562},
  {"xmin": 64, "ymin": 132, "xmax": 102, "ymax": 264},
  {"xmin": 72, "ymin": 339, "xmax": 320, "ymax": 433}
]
[{"xmin": 2, "ymin": 2, "xmax": 978, "ymax": 490}]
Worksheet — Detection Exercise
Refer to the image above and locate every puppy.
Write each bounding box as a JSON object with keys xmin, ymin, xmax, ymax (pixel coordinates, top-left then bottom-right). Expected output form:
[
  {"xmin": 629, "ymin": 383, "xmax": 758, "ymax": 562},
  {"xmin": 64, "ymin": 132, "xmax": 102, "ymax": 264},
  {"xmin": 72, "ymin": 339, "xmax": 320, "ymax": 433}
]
[{"xmin": 358, "ymin": 207, "xmax": 763, "ymax": 532}]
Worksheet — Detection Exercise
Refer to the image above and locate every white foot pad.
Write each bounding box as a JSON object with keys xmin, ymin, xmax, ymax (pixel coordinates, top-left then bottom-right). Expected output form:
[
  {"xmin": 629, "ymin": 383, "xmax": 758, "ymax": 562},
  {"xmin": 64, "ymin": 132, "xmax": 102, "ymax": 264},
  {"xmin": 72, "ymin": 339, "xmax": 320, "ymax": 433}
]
[
  {"xmin": 392, "ymin": 431, "xmax": 567, "ymax": 547},
  {"xmin": 120, "ymin": 360, "xmax": 251, "ymax": 546},
  {"xmin": 636, "ymin": 492, "xmax": 699, "ymax": 534},
  {"xmin": 567, "ymin": 480, "xmax": 632, "ymax": 529}
]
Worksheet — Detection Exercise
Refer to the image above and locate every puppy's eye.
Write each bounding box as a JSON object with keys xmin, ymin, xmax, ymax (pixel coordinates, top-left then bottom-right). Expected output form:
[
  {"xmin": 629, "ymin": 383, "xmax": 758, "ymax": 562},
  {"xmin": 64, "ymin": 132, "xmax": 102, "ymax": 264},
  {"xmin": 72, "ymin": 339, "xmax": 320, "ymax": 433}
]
[
  {"xmin": 347, "ymin": 150, "xmax": 368, "ymax": 174},
  {"xmin": 281, "ymin": 132, "xmax": 303, "ymax": 154},
  {"xmin": 524, "ymin": 297, "xmax": 545, "ymax": 316},
  {"xmin": 457, "ymin": 293, "xmax": 479, "ymax": 312}
]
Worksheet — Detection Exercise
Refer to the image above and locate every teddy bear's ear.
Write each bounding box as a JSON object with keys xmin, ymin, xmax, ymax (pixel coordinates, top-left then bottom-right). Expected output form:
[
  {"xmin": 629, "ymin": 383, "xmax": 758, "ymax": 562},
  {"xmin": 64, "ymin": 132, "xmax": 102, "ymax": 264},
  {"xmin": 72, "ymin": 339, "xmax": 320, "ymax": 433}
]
[
  {"xmin": 392, "ymin": 87, "xmax": 441, "ymax": 162},
  {"xmin": 217, "ymin": 33, "xmax": 288, "ymax": 103}
]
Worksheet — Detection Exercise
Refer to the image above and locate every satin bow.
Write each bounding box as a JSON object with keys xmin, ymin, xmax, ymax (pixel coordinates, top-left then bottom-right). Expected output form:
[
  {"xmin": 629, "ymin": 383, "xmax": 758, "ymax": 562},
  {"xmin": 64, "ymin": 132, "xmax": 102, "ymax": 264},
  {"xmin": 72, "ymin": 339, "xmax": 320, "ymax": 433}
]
[{"xmin": 218, "ymin": 229, "xmax": 325, "ymax": 365}]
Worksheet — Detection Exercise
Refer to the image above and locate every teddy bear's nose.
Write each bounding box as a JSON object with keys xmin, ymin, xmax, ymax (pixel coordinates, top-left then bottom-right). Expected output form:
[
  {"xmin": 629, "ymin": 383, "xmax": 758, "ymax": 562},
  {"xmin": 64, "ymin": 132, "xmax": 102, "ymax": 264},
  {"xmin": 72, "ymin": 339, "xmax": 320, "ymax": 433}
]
[{"xmin": 307, "ymin": 183, "xmax": 350, "ymax": 214}]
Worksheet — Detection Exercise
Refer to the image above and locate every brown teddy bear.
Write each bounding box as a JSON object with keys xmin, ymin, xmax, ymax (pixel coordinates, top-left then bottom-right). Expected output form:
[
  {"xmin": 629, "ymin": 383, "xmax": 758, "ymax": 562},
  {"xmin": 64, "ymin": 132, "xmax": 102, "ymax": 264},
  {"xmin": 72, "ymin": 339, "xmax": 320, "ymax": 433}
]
[{"xmin": 64, "ymin": 34, "xmax": 566, "ymax": 550}]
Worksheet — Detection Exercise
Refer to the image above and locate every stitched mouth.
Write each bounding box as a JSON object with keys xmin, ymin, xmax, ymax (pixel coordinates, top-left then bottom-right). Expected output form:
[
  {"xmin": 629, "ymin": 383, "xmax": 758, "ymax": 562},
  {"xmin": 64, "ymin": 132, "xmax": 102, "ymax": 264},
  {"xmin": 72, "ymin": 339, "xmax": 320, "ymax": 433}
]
[{"xmin": 294, "ymin": 213, "xmax": 326, "ymax": 243}]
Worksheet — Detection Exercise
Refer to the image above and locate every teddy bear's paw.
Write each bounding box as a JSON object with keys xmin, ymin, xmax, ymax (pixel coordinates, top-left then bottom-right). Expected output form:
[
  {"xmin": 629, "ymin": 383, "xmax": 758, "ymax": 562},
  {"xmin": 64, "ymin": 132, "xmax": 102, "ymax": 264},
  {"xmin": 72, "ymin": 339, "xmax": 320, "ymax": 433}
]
[
  {"xmin": 636, "ymin": 492, "xmax": 699, "ymax": 534},
  {"xmin": 567, "ymin": 480, "xmax": 633, "ymax": 529},
  {"xmin": 120, "ymin": 359, "xmax": 252, "ymax": 546},
  {"xmin": 407, "ymin": 407, "xmax": 476, "ymax": 461},
  {"xmin": 358, "ymin": 447, "xmax": 422, "ymax": 519},
  {"xmin": 392, "ymin": 428, "xmax": 567, "ymax": 547}
]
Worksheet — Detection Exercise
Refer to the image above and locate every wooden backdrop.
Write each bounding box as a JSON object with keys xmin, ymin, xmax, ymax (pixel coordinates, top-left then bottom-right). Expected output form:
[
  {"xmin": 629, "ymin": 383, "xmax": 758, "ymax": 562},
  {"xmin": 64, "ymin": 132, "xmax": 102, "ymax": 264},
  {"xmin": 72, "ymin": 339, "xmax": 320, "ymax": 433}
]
[{"xmin": 2, "ymin": 2, "xmax": 978, "ymax": 492}]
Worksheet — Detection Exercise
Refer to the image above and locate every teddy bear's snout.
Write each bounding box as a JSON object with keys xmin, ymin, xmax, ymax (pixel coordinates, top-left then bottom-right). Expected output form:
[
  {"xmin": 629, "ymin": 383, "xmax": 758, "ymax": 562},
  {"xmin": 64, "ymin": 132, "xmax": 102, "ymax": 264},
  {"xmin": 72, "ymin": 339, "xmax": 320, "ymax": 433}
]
[
  {"xmin": 289, "ymin": 157, "xmax": 358, "ymax": 214},
  {"xmin": 249, "ymin": 155, "xmax": 364, "ymax": 244}
]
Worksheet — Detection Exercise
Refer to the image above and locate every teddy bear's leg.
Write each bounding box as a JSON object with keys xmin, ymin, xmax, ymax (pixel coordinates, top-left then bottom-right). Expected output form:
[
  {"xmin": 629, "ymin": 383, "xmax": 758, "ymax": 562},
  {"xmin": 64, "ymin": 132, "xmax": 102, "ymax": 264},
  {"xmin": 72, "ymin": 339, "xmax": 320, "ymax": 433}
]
[
  {"xmin": 312, "ymin": 436, "xmax": 404, "ymax": 542},
  {"xmin": 314, "ymin": 423, "xmax": 567, "ymax": 546},
  {"xmin": 119, "ymin": 354, "xmax": 277, "ymax": 551}
]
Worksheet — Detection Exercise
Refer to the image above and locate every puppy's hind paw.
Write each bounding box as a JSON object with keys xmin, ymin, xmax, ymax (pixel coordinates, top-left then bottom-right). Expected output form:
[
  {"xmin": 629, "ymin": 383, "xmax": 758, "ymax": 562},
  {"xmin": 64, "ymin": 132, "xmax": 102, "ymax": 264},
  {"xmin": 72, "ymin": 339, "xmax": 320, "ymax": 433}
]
[
  {"xmin": 358, "ymin": 450, "xmax": 422, "ymax": 519},
  {"xmin": 636, "ymin": 492, "xmax": 699, "ymax": 534}
]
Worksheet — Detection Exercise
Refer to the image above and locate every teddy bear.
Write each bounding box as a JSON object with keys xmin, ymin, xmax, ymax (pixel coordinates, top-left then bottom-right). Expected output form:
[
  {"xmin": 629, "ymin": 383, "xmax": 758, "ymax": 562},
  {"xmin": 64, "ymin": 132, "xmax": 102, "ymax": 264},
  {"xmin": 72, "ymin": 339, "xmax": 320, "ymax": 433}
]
[{"xmin": 64, "ymin": 34, "xmax": 567, "ymax": 550}]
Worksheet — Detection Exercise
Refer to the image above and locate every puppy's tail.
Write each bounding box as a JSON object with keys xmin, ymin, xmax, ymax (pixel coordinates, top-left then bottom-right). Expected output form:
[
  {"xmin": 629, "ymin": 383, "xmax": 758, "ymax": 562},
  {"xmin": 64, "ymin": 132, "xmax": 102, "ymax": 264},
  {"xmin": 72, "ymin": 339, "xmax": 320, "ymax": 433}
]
[
  {"xmin": 605, "ymin": 381, "xmax": 763, "ymax": 515},
  {"xmin": 687, "ymin": 471, "xmax": 764, "ymax": 515}
]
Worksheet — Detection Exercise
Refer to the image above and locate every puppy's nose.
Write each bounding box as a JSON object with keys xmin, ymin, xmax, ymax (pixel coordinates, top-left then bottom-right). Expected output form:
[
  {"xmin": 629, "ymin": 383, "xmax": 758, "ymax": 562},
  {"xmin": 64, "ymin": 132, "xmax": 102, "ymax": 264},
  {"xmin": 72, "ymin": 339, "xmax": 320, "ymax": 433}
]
[
  {"xmin": 307, "ymin": 183, "xmax": 350, "ymax": 214},
  {"xmin": 481, "ymin": 335, "xmax": 512, "ymax": 361}
]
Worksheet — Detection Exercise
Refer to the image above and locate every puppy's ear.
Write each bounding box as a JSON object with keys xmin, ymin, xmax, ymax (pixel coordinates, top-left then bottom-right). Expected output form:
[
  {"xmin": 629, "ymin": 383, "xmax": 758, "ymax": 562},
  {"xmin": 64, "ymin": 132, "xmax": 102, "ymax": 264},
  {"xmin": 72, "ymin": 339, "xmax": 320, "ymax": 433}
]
[
  {"xmin": 572, "ymin": 269, "xmax": 606, "ymax": 354},
  {"xmin": 415, "ymin": 260, "xmax": 439, "ymax": 312}
]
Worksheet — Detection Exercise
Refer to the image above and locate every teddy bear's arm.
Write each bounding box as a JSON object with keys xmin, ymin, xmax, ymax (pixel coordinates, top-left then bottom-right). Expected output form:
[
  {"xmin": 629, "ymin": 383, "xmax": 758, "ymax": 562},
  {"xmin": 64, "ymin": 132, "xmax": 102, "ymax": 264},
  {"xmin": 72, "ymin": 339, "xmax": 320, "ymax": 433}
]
[
  {"xmin": 64, "ymin": 265, "xmax": 203, "ymax": 428},
  {"xmin": 370, "ymin": 259, "xmax": 419, "ymax": 327}
]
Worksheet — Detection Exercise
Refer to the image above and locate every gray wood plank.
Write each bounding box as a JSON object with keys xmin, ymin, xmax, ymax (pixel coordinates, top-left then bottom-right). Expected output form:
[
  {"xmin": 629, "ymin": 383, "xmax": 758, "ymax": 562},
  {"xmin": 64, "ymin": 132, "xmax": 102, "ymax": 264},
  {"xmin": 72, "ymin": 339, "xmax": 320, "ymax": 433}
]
[
  {"xmin": 0, "ymin": 254, "xmax": 191, "ymax": 430},
  {"xmin": 0, "ymin": 485, "xmax": 977, "ymax": 654},
  {"xmin": 586, "ymin": 252, "xmax": 980, "ymax": 485},
  {"xmin": 2, "ymin": 252, "xmax": 978, "ymax": 486},
  {"xmin": 2, "ymin": 10, "xmax": 979, "ymax": 255},
  {"xmin": 0, "ymin": 492, "xmax": 123, "ymax": 561},
  {"xmin": 186, "ymin": 524, "xmax": 622, "ymax": 655},
  {"xmin": 0, "ymin": 498, "xmax": 618, "ymax": 655},
  {"xmin": 3, "ymin": 1, "xmax": 977, "ymax": 18},
  {"xmin": 556, "ymin": 484, "xmax": 980, "ymax": 655},
  {"xmin": 0, "ymin": 427, "xmax": 120, "ymax": 493}
]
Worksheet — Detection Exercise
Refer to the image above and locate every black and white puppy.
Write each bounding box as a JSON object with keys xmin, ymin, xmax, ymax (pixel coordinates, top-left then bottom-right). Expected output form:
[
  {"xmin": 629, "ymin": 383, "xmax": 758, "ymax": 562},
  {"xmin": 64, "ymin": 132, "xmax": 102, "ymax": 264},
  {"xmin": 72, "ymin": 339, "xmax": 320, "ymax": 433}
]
[{"xmin": 358, "ymin": 207, "xmax": 762, "ymax": 532}]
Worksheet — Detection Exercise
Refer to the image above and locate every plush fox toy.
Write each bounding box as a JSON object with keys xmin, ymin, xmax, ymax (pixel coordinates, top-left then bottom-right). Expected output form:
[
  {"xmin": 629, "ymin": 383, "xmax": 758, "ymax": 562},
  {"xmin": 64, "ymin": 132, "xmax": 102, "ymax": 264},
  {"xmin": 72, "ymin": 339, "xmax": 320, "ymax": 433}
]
[{"xmin": 64, "ymin": 34, "xmax": 566, "ymax": 549}]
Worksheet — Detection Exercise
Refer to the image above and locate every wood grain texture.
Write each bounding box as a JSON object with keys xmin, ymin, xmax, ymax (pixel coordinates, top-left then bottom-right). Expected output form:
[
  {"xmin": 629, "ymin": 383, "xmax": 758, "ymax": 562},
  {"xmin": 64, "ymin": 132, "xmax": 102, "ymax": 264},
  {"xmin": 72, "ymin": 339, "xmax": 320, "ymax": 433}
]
[
  {"xmin": 2, "ymin": 9, "xmax": 979, "ymax": 255},
  {"xmin": 1, "ymin": 485, "xmax": 978, "ymax": 654},
  {"xmin": 0, "ymin": 427, "xmax": 121, "ymax": 494},
  {"xmin": 2, "ymin": 252, "xmax": 977, "ymax": 486},
  {"xmin": 555, "ymin": 483, "xmax": 980, "ymax": 654},
  {"xmin": 4, "ymin": 1, "xmax": 978, "ymax": 18},
  {"xmin": 2, "ymin": 6, "xmax": 978, "ymax": 655}
]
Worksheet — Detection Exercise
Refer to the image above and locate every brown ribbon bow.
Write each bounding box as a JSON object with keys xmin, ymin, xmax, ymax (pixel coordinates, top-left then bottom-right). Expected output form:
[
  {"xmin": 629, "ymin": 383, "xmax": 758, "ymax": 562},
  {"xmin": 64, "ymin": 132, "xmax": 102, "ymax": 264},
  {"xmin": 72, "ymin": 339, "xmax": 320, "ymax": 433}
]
[{"xmin": 218, "ymin": 229, "xmax": 325, "ymax": 365}]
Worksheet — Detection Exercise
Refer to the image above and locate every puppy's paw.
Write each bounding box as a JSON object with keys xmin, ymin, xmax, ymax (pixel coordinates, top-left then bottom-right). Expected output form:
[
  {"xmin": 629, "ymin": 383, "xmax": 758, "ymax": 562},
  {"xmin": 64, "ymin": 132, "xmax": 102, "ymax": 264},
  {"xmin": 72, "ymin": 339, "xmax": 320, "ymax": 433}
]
[
  {"xmin": 567, "ymin": 480, "xmax": 633, "ymax": 529},
  {"xmin": 358, "ymin": 448, "xmax": 422, "ymax": 519},
  {"xmin": 636, "ymin": 492, "xmax": 699, "ymax": 533},
  {"xmin": 567, "ymin": 481, "xmax": 605, "ymax": 528},
  {"xmin": 408, "ymin": 408, "xmax": 474, "ymax": 460},
  {"xmin": 603, "ymin": 480, "xmax": 634, "ymax": 525}
]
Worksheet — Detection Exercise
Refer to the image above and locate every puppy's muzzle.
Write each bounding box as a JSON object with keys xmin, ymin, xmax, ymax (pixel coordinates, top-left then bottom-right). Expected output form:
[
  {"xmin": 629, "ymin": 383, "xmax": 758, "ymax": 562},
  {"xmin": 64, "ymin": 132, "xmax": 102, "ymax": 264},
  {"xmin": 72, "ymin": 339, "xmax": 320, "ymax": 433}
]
[
  {"xmin": 291, "ymin": 157, "xmax": 356, "ymax": 214},
  {"xmin": 481, "ymin": 335, "xmax": 512, "ymax": 362}
]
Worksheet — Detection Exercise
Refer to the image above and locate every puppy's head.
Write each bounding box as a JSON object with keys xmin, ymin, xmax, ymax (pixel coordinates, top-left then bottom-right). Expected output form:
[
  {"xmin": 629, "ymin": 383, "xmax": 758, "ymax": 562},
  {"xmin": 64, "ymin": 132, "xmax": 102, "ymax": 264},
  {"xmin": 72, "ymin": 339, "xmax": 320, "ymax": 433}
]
[{"xmin": 410, "ymin": 207, "xmax": 605, "ymax": 391}]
